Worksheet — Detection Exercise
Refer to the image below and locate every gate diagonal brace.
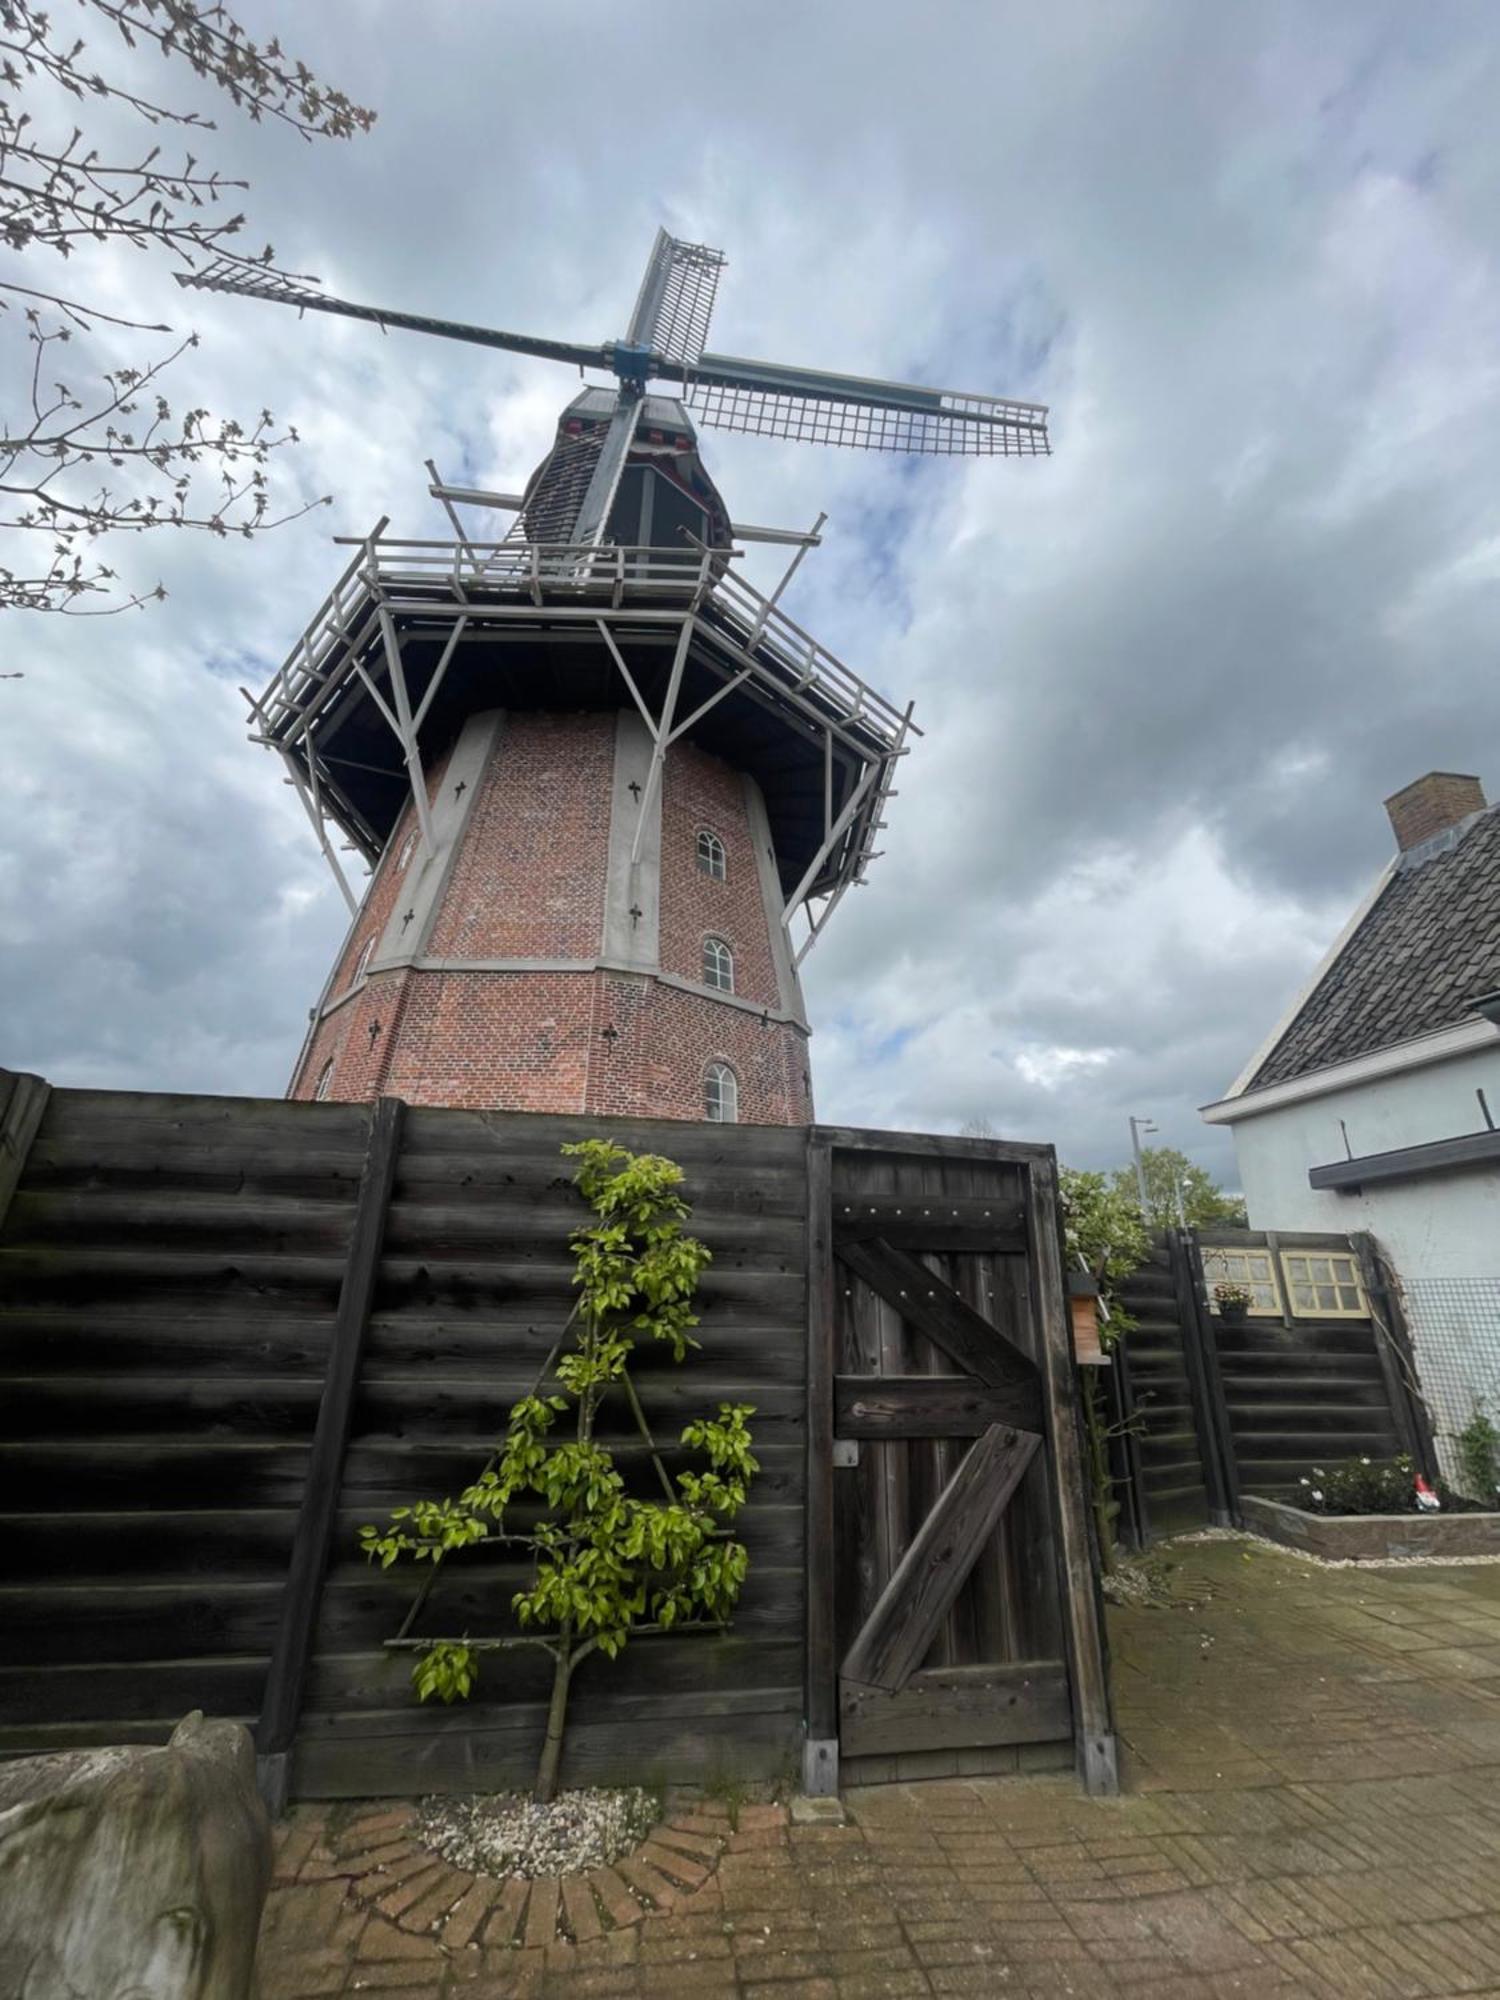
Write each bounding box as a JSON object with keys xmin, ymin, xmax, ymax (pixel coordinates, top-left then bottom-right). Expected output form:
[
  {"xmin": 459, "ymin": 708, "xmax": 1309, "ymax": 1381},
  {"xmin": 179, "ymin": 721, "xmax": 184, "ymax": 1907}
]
[
  {"xmin": 836, "ymin": 1236, "xmax": 1040, "ymax": 1400},
  {"xmin": 840, "ymin": 1424, "xmax": 1042, "ymax": 1694}
]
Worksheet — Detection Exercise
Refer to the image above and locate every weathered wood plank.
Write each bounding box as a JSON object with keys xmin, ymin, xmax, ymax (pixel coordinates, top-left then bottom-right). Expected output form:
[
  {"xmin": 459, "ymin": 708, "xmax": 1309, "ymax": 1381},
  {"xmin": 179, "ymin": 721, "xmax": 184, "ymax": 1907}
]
[
  {"xmin": 833, "ymin": 1191, "xmax": 1026, "ymax": 1255},
  {"xmin": 804, "ymin": 1134, "xmax": 836, "ymax": 1790},
  {"xmin": 400, "ymin": 1104, "xmax": 806, "ymax": 1168},
  {"xmin": 4, "ymin": 1189, "xmax": 362, "ymax": 1257},
  {"xmin": 840, "ymin": 1660, "xmax": 1070, "ymax": 1757},
  {"xmin": 0, "ymin": 1372, "xmax": 807, "ymax": 1440},
  {"xmin": 817, "ymin": 1124, "xmax": 1051, "ymax": 1168},
  {"xmin": 257, "ymin": 1096, "xmax": 404, "ymax": 1788},
  {"xmin": 840, "ymin": 1425, "xmax": 1040, "ymax": 1694},
  {"xmin": 835, "ymin": 1237, "xmax": 1038, "ymax": 1395},
  {"xmin": 0, "ymin": 1070, "xmax": 51, "ymax": 1237},
  {"xmin": 290, "ymin": 1703, "xmax": 800, "ymax": 1799},
  {"xmin": 835, "ymin": 1373, "xmax": 1042, "ymax": 1438}
]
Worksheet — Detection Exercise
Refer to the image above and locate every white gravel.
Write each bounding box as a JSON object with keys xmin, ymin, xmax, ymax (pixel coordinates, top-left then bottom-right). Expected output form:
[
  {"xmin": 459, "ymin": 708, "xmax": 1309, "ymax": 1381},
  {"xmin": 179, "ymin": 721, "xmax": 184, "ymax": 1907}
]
[
  {"xmin": 1168, "ymin": 1525, "xmax": 1500, "ymax": 1571},
  {"xmin": 415, "ymin": 1786, "xmax": 658, "ymax": 1880}
]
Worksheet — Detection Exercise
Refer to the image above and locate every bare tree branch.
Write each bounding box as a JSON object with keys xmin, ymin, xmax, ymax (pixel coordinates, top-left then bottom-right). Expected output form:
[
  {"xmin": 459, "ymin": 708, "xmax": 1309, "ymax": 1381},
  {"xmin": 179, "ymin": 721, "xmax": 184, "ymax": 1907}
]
[{"xmin": 0, "ymin": 0, "xmax": 374, "ymax": 613}]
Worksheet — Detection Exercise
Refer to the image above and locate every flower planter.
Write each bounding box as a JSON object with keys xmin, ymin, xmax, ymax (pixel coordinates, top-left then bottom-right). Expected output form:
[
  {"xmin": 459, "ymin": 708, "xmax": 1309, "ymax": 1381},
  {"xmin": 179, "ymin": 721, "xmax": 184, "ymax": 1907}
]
[{"xmin": 1242, "ymin": 1493, "xmax": 1500, "ymax": 1561}]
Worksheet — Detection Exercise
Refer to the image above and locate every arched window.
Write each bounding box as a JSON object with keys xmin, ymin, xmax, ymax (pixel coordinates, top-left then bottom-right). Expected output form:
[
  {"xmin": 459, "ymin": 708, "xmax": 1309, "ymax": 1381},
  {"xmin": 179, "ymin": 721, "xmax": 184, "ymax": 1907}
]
[
  {"xmin": 396, "ymin": 830, "xmax": 418, "ymax": 874},
  {"xmin": 702, "ymin": 936, "xmax": 734, "ymax": 993},
  {"xmin": 313, "ymin": 1059, "xmax": 334, "ymax": 1102},
  {"xmin": 354, "ymin": 938, "xmax": 375, "ymax": 983},
  {"xmin": 696, "ymin": 829, "xmax": 726, "ymax": 881},
  {"xmin": 704, "ymin": 1061, "xmax": 739, "ymax": 1124}
]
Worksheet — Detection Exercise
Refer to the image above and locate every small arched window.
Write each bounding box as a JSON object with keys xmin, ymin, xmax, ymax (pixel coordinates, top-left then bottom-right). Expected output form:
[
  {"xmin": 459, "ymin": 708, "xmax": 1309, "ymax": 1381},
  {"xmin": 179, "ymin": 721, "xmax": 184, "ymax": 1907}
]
[
  {"xmin": 354, "ymin": 938, "xmax": 375, "ymax": 983},
  {"xmin": 704, "ymin": 1061, "xmax": 739, "ymax": 1124},
  {"xmin": 313, "ymin": 1059, "xmax": 334, "ymax": 1102},
  {"xmin": 703, "ymin": 936, "xmax": 734, "ymax": 993},
  {"xmin": 396, "ymin": 830, "xmax": 418, "ymax": 874},
  {"xmin": 696, "ymin": 829, "xmax": 726, "ymax": 881}
]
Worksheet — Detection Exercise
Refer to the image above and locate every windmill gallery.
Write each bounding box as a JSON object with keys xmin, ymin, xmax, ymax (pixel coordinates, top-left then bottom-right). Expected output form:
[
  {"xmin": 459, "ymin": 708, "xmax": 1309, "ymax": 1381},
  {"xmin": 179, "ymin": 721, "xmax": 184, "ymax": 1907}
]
[
  {"xmin": 0, "ymin": 235, "xmax": 1112, "ymax": 1840},
  {"xmin": 181, "ymin": 230, "xmax": 1050, "ymax": 1126}
]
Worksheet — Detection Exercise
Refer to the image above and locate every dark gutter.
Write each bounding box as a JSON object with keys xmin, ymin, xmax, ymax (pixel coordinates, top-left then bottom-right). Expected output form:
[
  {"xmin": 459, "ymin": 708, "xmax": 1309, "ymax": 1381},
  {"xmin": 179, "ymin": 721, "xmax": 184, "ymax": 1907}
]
[{"xmin": 1310, "ymin": 1127, "xmax": 1500, "ymax": 1192}]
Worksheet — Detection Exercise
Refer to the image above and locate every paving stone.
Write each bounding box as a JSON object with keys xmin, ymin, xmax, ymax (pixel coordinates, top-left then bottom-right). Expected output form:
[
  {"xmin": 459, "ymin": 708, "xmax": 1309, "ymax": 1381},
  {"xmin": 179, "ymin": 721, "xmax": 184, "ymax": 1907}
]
[
  {"xmin": 522, "ymin": 1877, "xmax": 560, "ymax": 1950},
  {"xmin": 613, "ymin": 1853, "xmax": 680, "ymax": 1909},
  {"xmin": 255, "ymin": 1544, "xmax": 1500, "ymax": 2000},
  {"xmin": 587, "ymin": 1866, "xmax": 645, "ymax": 1931},
  {"xmin": 443, "ymin": 1875, "xmax": 503, "ymax": 1951},
  {"xmin": 479, "ymin": 1877, "xmax": 530, "ymax": 1950},
  {"xmin": 560, "ymin": 1874, "xmax": 603, "ymax": 1944}
]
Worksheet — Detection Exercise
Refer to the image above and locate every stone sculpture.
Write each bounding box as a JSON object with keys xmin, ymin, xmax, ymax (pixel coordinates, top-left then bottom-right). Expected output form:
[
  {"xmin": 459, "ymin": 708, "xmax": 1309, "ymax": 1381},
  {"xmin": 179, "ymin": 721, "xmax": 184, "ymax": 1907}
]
[{"xmin": 0, "ymin": 1711, "xmax": 271, "ymax": 1999}]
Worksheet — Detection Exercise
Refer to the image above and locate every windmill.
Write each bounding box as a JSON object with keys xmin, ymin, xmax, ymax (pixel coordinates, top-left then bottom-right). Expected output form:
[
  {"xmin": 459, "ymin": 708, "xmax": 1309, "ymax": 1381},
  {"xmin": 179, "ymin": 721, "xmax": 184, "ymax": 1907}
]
[
  {"xmin": 181, "ymin": 227, "xmax": 1047, "ymax": 550},
  {"xmin": 190, "ymin": 230, "xmax": 1050, "ymax": 1125}
]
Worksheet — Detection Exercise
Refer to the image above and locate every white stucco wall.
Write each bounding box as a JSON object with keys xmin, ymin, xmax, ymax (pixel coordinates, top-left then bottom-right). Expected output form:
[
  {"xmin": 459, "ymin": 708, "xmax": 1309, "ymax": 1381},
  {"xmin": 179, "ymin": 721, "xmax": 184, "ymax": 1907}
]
[{"xmin": 1226, "ymin": 1044, "xmax": 1500, "ymax": 1283}]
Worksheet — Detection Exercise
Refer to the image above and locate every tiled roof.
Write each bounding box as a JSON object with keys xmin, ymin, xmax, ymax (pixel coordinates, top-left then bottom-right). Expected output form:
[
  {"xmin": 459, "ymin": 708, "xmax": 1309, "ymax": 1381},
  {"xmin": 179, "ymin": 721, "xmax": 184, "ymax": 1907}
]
[{"xmin": 1248, "ymin": 804, "xmax": 1500, "ymax": 1090}]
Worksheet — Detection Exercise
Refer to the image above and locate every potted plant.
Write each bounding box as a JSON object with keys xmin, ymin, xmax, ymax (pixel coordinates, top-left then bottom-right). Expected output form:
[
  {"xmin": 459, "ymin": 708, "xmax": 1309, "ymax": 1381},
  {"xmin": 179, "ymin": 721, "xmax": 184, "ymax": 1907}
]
[{"xmin": 1213, "ymin": 1280, "xmax": 1252, "ymax": 1325}]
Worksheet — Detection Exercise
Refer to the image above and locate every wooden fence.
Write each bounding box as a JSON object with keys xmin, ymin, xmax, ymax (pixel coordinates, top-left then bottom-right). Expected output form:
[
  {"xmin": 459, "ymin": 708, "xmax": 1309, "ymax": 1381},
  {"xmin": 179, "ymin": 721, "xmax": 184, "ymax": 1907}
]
[
  {"xmin": 1114, "ymin": 1227, "xmax": 1435, "ymax": 1541},
  {"xmin": 0, "ymin": 1074, "xmax": 1113, "ymax": 1804}
]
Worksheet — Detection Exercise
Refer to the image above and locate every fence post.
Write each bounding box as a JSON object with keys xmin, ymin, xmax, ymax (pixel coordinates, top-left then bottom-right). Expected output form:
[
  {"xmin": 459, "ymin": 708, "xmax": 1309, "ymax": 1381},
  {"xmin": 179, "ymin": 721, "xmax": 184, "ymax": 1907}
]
[
  {"xmin": 1028, "ymin": 1152, "xmax": 1118, "ymax": 1797},
  {"xmin": 0, "ymin": 1068, "xmax": 50, "ymax": 1235},
  {"xmin": 1169, "ymin": 1229, "xmax": 1237, "ymax": 1524},
  {"xmin": 803, "ymin": 1130, "xmax": 838, "ymax": 1796},
  {"xmin": 256, "ymin": 1094, "xmax": 405, "ymax": 1813},
  {"xmin": 1350, "ymin": 1231, "xmax": 1440, "ymax": 1483}
]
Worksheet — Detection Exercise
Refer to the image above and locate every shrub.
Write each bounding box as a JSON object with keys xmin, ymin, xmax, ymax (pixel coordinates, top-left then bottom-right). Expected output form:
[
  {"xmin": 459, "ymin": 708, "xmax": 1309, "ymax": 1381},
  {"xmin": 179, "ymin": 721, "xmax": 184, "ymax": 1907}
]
[
  {"xmin": 1455, "ymin": 1407, "xmax": 1500, "ymax": 1504},
  {"xmin": 1296, "ymin": 1454, "xmax": 1416, "ymax": 1515},
  {"xmin": 1294, "ymin": 1453, "xmax": 1484, "ymax": 1515}
]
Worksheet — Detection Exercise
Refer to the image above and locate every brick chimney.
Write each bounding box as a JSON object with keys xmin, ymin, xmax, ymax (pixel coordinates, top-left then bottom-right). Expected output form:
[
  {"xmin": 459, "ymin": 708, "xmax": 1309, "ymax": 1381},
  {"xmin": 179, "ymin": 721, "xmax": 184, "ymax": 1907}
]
[{"xmin": 1384, "ymin": 771, "xmax": 1487, "ymax": 853}]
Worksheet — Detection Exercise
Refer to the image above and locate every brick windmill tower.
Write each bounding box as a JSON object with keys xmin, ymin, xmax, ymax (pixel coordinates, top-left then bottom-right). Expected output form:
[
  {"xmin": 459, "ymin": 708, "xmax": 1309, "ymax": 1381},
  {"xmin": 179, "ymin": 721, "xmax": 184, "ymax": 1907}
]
[{"xmin": 186, "ymin": 233, "xmax": 1048, "ymax": 1124}]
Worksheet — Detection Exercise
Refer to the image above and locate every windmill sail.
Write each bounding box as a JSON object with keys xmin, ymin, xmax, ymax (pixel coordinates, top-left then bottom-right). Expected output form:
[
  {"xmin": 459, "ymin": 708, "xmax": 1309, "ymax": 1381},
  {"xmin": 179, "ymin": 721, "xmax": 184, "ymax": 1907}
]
[
  {"xmin": 678, "ymin": 353, "xmax": 1049, "ymax": 457},
  {"xmin": 625, "ymin": 229, "xmax": 726, "ymax": 365},
  {"xmin": 175, "ymin": 259, "xmax": 613, "ymax": 373}
]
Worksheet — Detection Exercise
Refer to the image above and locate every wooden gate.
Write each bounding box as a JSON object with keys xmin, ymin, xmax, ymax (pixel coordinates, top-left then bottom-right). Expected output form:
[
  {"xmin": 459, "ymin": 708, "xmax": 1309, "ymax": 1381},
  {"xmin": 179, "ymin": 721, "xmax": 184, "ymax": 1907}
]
[{"xmin": 804, "ymin": 1129, "xmax": 1116, "ymax": 1795}]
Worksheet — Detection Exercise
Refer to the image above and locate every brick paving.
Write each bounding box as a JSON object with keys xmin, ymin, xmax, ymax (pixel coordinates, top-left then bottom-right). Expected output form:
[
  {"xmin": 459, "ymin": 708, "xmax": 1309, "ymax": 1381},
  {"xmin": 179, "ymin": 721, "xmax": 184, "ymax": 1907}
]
[{"xmin": 258, "ymin": 1537, "xmax": 1500, "ymax": 1997}]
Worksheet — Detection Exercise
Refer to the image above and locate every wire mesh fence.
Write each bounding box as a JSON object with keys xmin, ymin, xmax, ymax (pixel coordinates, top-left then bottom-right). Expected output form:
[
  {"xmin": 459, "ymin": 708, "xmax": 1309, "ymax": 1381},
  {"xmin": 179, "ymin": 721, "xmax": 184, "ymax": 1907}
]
[{"xmin": 1402, "ymin": 1275, "xmax": 1500, "ymax": 1491}]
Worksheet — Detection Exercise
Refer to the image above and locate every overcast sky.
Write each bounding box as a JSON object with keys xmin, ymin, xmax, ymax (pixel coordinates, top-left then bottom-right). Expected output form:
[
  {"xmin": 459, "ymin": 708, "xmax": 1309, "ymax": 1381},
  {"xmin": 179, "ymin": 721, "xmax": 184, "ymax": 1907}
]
[{"xmin": 4, "ymin": 0, "xmax": 1499, "ymax": 1177}]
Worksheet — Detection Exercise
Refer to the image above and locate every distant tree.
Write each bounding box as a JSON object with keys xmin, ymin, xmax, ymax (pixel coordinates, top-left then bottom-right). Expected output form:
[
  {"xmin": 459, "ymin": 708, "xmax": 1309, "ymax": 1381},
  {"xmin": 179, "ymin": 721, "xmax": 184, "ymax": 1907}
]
[
  {"xmin": 1112, "ymin": 1146, "xmax": 1247, "ymax": 1231},
  {"xmin": 1, "ymin": 0, "xmax": 375, "ymax": 614},
  {"xmin": 959, "ymin": 1113, "xmax": 998, "ymax": 1139}
]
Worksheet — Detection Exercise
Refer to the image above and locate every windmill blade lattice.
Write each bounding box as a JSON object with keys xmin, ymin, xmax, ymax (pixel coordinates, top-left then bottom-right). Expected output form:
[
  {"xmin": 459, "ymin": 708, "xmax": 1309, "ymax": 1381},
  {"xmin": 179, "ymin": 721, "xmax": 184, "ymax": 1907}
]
[
  {"xmin": 684, "ymin": 378, "xmax": 1048, "ymax": 455},
  {"xmin": 630, "ymin": 232, "xmax": 727, "ymax": 366}
]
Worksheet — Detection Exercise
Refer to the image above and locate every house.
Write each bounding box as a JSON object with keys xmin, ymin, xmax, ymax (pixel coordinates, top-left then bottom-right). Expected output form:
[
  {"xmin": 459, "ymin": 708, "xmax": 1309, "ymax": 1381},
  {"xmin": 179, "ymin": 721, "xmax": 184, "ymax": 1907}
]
[{"xmin": 1201, "ymin": 772, "xmax": 1500, "ymax": 1460}]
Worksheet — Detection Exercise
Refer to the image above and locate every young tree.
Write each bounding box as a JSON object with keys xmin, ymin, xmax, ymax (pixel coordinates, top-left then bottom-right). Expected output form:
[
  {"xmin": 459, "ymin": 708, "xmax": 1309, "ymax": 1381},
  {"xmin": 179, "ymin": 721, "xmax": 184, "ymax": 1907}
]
[
  {"xmin": 1111, "ymin": 1146, "xmax": 1247, "ymax": 1231},
  {"xmin": 1, "ymin": 1, "xmax": 375, "ymax": 614},
  {"xmin": 361, "ymin": 1141, "xmax": 759, "ymax": 1804}
]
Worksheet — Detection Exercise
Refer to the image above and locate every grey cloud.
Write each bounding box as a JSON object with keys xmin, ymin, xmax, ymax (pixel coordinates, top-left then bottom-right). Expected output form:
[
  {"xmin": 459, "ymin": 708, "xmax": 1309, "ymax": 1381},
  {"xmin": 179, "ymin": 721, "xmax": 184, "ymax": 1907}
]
[{"xmin": 6, "ymin": 0, "xmax": 1500, "ymax": 1186}]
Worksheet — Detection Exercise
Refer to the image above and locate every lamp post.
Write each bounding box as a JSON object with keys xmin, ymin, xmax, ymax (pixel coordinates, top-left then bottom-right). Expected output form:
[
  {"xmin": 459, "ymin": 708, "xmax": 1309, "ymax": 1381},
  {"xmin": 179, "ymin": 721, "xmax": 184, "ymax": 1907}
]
[{"xmin": 1128, "ymin": 1116, "xmax": 1157, "ymax": 1220}]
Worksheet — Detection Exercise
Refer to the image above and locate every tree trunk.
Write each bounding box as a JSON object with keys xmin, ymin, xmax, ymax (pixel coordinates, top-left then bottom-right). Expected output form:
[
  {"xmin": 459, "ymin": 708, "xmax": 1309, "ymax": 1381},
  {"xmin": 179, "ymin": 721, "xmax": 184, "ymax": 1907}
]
[{"xmin": 534, "ymin": 1630, "xmax": 574, "ymax": 1804}]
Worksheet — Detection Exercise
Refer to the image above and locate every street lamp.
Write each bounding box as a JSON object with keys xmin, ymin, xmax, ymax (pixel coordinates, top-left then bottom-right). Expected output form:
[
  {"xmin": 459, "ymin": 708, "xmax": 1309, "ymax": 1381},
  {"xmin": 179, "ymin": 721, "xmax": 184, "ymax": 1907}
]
[{"xmin": 1128, "ymin": 1116, "xmax": 1157, "ymax": 1218}]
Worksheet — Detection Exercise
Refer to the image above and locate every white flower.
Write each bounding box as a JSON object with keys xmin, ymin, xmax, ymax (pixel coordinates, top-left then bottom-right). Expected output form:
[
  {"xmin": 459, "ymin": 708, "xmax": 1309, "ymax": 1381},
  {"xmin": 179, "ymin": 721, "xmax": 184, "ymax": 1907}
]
[
  {"xmin": 1299, "ymin": 1477, "xmax": 1310, "ymax": 1487},
  {"xmin": 1360, "ymin": 1456, "xmax": 1371, "ymax": 1466},
  {"xmin": 1310, "ymin": 1489, "xmax": 1324, "ymax": 1502}
]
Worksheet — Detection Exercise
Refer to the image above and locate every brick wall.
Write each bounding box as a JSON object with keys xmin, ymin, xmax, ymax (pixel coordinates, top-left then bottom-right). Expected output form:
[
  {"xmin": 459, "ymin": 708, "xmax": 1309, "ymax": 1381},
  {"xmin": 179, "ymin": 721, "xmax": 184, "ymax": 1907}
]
[
  {"xmin": 296, "ymin": 967, "xmax": 810, "ymax": 1123},
  {"xmin": 327, "ymin": 747, "xmax": 454, "ymax": 996},
  {"xmin": 291, "ymin": 707, "xmax": 813, "ymax": 1124},
  {"xmin": 658, "ymin": 743, "xmax": 782, "ymax": 1008},
  {"xmin": 426, "ymin": 713, "xmax": 614, "ymax": 962}
]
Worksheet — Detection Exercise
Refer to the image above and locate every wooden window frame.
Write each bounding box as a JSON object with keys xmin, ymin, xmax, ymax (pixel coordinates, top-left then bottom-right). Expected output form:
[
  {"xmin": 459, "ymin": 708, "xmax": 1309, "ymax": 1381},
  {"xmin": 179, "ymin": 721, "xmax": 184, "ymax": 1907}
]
[
  {"xmin": 696, "ymin": 829, "xmax": 727, "ymax": 881},
  {"xmin": 703, "ymin": 935, "xmax": 734, "ymax": 994},
  {"xmin": 703, "ymin": 1060, "xmax": 739, "ymax": 1123},
  {"xmin": 1280, "ymin": 1249, "xmax": 1368, "ymax": 1319},
  {"xmin": 1201, "ymin": 1244, "xmax": 1281, "ymax": 1316}
]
